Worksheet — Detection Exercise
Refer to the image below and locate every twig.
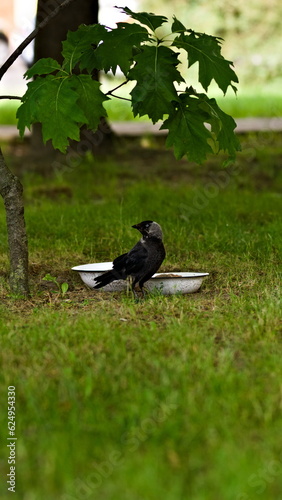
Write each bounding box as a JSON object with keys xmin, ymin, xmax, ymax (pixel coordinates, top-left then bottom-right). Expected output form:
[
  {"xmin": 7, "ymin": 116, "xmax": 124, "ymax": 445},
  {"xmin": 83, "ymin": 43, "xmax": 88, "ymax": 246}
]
[
  {"xmin": 108, "ymin": 94, "xmax": 131, "ymax": 101},
  {"xmin": 0, "ymin": 95, "xmax": 22, "ymax": 100},
  {"xmin": 106, "ymin": 80, "xmax": 129, "ymax": 96},
  {"xmin": 0, "ymin": 0, "xmax": 79, "ymax": 80}
]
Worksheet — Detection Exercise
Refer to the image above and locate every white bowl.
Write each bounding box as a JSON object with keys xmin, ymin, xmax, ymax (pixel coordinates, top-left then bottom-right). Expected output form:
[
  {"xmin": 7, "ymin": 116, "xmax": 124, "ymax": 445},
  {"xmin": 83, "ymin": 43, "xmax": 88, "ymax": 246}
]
[{"xmin": 72, "ymin": 262, "xmax": 209, "ymax": 295}]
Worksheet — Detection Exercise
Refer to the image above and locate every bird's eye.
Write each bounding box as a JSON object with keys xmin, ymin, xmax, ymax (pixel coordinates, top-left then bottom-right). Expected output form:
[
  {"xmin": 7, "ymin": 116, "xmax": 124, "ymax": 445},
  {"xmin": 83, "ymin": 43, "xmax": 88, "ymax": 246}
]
[{"xmin": 146, "ymin": 224, "xmax": 150, "ymax": 228}]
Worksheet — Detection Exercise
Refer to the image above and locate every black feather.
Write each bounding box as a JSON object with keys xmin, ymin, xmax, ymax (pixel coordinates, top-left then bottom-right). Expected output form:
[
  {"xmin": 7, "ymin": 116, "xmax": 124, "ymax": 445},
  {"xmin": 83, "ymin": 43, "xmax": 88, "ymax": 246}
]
[{"xmin": 93, "ymin": 221, "xmax": 165, "ymax": 295}]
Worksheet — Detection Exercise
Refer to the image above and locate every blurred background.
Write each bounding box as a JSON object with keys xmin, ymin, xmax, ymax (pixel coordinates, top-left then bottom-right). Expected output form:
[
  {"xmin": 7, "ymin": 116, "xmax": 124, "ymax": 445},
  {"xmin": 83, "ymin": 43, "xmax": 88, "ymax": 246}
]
[{"xmin": 0, "ymin": 0, "xmax": 282, "ymax": 119}]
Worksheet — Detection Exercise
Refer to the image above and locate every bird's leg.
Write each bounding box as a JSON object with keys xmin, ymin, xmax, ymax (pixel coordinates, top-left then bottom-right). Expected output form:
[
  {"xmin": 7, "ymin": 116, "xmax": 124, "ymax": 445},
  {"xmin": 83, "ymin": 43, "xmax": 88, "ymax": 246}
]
[
  {"xmin": 126, "ymin": 276, "xmax": 133, "ymax": 296},
  {"xmin": 132, "ymin": 284, "xmax": 139, "ymax": 301},
  {"xmin": 127, "ymin": 276, "xmax": 138, "ymax": 300},
  {"xmin": 131, "ymin": 278, "xmax": 142, "ymax": 302}
]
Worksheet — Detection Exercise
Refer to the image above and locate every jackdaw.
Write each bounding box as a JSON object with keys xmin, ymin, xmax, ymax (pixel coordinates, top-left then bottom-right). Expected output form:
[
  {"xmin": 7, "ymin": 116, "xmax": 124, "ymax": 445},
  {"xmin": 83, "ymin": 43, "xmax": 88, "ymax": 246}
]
[{"xmin": 93, "ymin": 220, "xmax": 166, "ymax": 297}]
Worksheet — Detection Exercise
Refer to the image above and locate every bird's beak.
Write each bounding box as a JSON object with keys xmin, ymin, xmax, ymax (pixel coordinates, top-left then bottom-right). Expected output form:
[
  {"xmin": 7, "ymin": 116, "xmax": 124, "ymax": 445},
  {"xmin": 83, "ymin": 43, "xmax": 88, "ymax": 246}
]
[{"xmin": 132, "ymin": 224, "xmax": 139, "ymax": 229}]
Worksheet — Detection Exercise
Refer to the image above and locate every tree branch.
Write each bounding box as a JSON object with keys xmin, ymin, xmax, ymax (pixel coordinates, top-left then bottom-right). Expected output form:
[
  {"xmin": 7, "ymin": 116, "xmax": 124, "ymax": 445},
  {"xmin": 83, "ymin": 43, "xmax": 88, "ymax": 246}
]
[
  {"xmin": 106, "ymin": 80, "xmax": 128, "ymax": 96},
  {"xmin": 0, "ymin": 95, "xmax": 22, "ymax": 100},
  {"xmin": 0, "ymin": 0, "xmax": 79, "ymax": 80},
  {"xmin": 106, "ymin": 80, "xmax": 131, "ymax": 101},
  {"xmin": 108, "ymin": 94, "xmax": 131, "ymax": 101}
]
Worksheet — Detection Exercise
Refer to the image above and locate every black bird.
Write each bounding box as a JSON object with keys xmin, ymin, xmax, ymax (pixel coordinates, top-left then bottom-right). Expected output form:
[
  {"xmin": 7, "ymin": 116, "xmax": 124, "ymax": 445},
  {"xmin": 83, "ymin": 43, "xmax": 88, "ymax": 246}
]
[{"xmin": 93, "ymin": 220, "xmax": 166, "ymax": 297}]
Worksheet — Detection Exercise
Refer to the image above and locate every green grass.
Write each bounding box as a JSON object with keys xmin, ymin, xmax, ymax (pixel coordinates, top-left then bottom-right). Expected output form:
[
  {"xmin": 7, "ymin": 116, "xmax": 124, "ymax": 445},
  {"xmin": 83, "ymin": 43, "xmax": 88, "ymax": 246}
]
[
  {"xmin": 216, "ymin": 92, "xmax": 282, "ymax": 118},
  {"xmin": 0, "ymin": 100, "xmax": 21, "ymax": 125},
  {"xmin": 1, "ymin": 83, "xmax": 282, "ymax": 126},
  {"xmin": 105, "ymin": 87, "xmax": 282, "ymax": 121},
  {"xmin": 0, "ymin": 134, "xmax": 282, "ymax": 499},
  {"xmin": 103, "ymin": 78, "xmax": 282, "ymax": 120}
]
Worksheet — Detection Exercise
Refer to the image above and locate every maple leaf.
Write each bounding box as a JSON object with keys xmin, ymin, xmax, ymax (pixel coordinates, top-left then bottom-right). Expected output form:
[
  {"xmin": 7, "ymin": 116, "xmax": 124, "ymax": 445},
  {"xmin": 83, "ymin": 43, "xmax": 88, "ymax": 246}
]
[
  {"xmin": 171, "ymin": 16, "xmax": 186, "ymax": 33},
  {"xmin": 17, "ymin": 76, "xmax": 88, "ymax": 152},
  {"xmin": 94, "ymin": 23, "xmax": 149, "ymax": 75},
  {"xmin": 16, "ymin": 8, "xmax": 240, "ymax": 164},
  {"xmin": 161, "ymin": 94, "xmax": 213, "ymax": 163},
  {"xmin": 173, "ymin": 32, "xmax": 238, "ymax": 94},
  {"xmin": 128, "ymin": 45, "xmax": 183, "ymax": 123},
  {"xmin": 17, "ymin": 80, "xmax": 45, "ymax": 136},
  {"xmin": 119, "ymin": 7, "xmax": 167, "ymax": 31},
  {"xmin": 198, "ymin": 95, "xmax": 241, "ymax": 157},
  {"xmin": 24, "ymin": 58, "xmax": 62, "ymax": 79},
  {"xmin": 39, "ymin": 77, "xmax": 88, "ymax": 151},
  {"xmin": 69, "ymin": 75, "xmax": 109, "ymax": 131},
  {"xmin": 62, "ymin": 24, "xmax": 107, "ymax": 74}
]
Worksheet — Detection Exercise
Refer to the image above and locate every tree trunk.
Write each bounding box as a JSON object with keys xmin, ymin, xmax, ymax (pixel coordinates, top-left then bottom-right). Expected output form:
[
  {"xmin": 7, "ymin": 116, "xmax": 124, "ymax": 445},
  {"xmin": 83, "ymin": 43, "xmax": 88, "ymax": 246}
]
[
  {"xmin": 34, "ymin": 0, "xmax": 99, "ymax": 63},
  {"xmin": 32, "ymin": 0, "xmax": 116, "ymax": 155},
  {"xmin": 0, "ymin": 149, "xmax": 30, "ymax": 297}
]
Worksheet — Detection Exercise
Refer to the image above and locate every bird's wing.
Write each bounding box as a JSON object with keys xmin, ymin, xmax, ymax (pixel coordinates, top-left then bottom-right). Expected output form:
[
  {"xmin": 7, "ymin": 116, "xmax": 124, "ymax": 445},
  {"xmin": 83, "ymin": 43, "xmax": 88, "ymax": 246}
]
[
  {"xmin": 125, "ymin": 242, "xmax": 148, "ymax": 275},
  {"xmin": 112, "ymin": 241, "xmax": 148, "ymax": 277},
  {"xmin": 113, "ymin": 252, "xmax": 128, "ymax": 269}
]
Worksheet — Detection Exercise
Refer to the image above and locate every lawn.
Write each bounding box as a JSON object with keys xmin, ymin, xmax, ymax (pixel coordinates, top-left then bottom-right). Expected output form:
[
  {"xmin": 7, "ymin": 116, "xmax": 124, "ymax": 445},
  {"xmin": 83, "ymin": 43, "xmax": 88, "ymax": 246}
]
[
  {"xmin": 2, "ymin": 81, "xmax": 282, "ymax": 125},
  {"xmin": 0, "ymin": 132, "xmax": 282, "ymax": 500}
]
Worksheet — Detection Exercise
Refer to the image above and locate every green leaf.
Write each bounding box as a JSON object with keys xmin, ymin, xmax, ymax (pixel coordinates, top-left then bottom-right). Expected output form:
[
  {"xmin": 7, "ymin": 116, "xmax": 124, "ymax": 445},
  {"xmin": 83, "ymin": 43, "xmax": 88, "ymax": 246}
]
[
  {"xmin": 161, "ymin": 94, "xmax": 213, "ymax": 163},
  {"xmin": 171, "ymin": 16, "xmax": 186, "ymax": 33},
  {"xmin": 119, "ymin": 6, "xmax": 167, "ymax": 31},
  {"xmin": 62, "ymin": 24, "xmax": 107, "ymax": 74},
  {"xmin": 94, "ymin": 23, "xmax": 149, "ymax": 75},
  {"xmin": 16, "ymin": 9, "xmax": 240, "ymax": 164},
  {"xmin": 39, "ymin": 77, "xmax": 88, "ymax": 151},
  {"xmin": 61, "ymin": 282, "xmax": 69, "ymax": 296},
  {"xmin": 199, "ymin": 95, "xmax": 241, "ymax": 157},
  {"xmin": 128, "ymin": 45, "xmax": 183, "ymax": 123},
  {"xmin": 17, "ymin": 79, "xmax": 46, "ymax": 136},
  {"xmin": 70, "ymin": 75, "xmax": 109, "ymax": 130},
  {"xmin": 173, "ymin": 32, "xmax": 238, "ymax": 94},
  {"xmin": 43, "ymin": 273, "xmax": 57, "ymax": 284},
  {"xmin": 24, "ymin": 58, "xmax": 62, "ymax": 79},
  {"xmin": 79, "ymin": 48, "xmax": 100, "ymax": 74},
  {"xmin": 17, "ymin": 75, "xmax": 88, "ymax": 152}
]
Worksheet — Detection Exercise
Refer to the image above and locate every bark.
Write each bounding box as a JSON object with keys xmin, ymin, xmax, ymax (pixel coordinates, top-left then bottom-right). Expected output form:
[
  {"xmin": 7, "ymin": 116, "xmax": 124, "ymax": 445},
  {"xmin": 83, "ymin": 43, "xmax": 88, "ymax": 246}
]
[
  {"xmin": 0, "ymin": 149, "xmax": 30, "ymax": 297},
  {"xmin": 34, "ymin": 0, "xmax": 99, "ymax": 63},
  {"xmin": 32, "ymin": 0, "xmax": 116, "ymax": 156},
  {"xmin": 32, "ymin": 0, "xmax": 99, "ymax": 155}
]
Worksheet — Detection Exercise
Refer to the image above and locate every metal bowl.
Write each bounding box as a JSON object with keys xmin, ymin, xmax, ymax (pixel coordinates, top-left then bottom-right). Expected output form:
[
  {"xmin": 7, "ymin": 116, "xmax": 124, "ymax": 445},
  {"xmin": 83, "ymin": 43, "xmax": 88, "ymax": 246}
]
[{"xmin": 72, "ymin": 262, "xmax": 209, "ymax": 295}]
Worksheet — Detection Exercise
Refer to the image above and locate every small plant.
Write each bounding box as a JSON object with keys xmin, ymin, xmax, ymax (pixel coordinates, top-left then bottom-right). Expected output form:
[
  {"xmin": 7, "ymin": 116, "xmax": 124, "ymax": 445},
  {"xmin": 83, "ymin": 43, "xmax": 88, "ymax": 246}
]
[
  {"xmin": 42, "ymin": 273, "xmax": 69, "ymax": 298},
  {"xmin": 17, "ymin": 6, "xmax": 240, "ymax": 164}
]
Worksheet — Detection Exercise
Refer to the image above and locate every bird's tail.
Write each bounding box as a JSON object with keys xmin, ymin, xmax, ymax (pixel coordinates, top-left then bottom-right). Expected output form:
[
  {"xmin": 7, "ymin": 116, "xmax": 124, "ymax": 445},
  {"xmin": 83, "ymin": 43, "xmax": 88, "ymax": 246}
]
[{"xmin": 93, "ymin": 269, "xmax": 122, "ymax": 289}]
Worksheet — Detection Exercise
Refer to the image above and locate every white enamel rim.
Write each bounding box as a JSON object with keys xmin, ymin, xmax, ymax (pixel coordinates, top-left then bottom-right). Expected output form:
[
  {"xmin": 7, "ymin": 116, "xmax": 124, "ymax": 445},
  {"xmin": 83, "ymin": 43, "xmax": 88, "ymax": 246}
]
[{"xmin": 72, "ymin": 262, "xmax": 113, "ymax": 272}]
